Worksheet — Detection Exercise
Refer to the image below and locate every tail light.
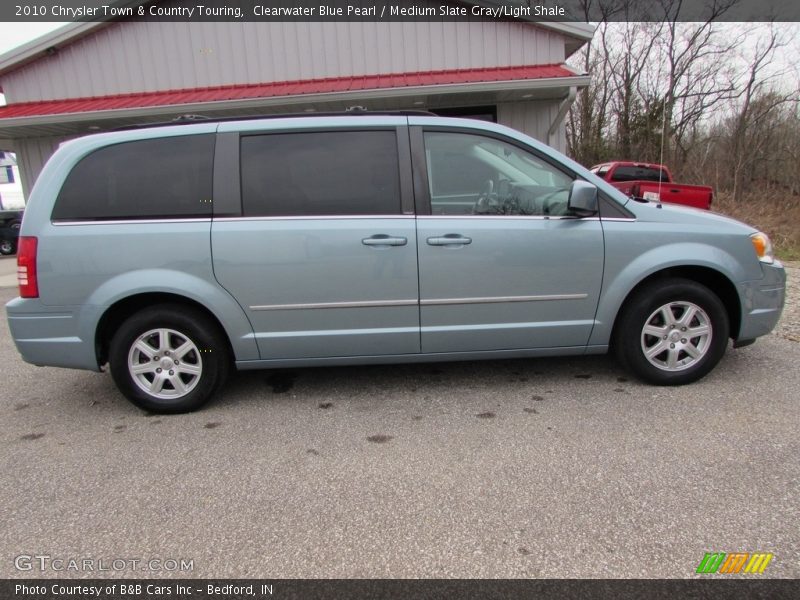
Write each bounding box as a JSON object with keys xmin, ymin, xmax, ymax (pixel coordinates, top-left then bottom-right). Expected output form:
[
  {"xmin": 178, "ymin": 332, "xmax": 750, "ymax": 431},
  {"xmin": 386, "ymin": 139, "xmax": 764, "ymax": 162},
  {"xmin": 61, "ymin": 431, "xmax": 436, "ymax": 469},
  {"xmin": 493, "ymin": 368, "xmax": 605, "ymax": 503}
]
[{"xmin": 17, "ymin": 236, "xmax": 39, "ymax": 298}]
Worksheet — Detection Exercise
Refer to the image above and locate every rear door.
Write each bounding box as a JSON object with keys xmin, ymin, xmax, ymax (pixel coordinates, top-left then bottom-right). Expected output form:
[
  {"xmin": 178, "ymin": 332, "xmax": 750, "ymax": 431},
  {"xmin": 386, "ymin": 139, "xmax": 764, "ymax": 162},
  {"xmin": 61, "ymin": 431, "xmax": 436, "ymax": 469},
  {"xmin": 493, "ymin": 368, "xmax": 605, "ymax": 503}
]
[
  {"xmin": 411, "ymin": 125, "xmax": 605, "ymax": 353},
  {"xmin": 211, "ymin": 120, "xmax": 420, "ymax": 360}
]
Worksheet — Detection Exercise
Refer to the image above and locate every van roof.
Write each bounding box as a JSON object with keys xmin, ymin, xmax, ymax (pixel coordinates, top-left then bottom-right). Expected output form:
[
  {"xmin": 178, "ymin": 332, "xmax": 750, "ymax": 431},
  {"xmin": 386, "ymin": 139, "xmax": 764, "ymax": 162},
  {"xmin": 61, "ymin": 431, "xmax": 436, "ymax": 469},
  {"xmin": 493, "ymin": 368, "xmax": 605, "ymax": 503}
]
[{"xmin": 114, "ymin": 109, "xmax": 437, "ymax": 131}]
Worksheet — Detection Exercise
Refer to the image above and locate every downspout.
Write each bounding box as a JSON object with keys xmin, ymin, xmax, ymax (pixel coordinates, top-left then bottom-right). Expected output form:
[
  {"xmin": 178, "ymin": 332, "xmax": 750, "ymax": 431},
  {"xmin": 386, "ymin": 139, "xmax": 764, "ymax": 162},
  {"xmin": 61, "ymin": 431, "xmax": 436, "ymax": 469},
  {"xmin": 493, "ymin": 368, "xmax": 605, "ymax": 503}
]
[{"xmin": 547, "ymin": 86, "xmax": 577, "ymax": 149}]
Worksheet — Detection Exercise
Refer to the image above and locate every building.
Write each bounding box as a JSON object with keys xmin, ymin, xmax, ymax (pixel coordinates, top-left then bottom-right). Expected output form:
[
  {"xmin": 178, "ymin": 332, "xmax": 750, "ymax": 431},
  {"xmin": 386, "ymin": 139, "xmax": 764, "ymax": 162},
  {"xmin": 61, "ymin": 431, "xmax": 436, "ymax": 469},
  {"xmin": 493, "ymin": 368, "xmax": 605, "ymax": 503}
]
[
  {"xmin": 0, "ymin": 4, "xmax": 593, "ymax": 198},
  {"xmin": 0, "ymin": 151, "xmax": 24, "ymax": 209}
]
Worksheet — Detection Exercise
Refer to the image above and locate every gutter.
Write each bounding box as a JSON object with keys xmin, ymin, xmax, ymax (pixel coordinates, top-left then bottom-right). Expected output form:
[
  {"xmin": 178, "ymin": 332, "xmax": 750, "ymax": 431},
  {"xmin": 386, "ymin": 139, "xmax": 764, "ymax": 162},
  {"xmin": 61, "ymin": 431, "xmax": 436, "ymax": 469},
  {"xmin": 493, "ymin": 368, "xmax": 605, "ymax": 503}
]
[{"xmin": 547, "ymin": 86, "xmax": 577, "ymax": 148}]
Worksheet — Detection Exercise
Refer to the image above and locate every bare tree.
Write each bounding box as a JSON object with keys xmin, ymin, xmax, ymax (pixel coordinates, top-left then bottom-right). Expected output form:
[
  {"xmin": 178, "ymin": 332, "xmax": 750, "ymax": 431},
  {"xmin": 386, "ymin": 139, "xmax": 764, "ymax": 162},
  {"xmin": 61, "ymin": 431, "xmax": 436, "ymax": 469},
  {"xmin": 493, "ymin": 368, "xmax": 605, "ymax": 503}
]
[
  {"xmin": 726, "ymin": 24, "xmax": 799, "ymax": 201},
  {"xmin": 646, "ymin": 0, "xmax": 743, "ymax": 175},
  {"xmin": 566, "ymin": 0, "xmax": 627, "ymax": 166},
  {"xmin": 565, "ymin": 0, "xmax": 800, "ymax": 207}
]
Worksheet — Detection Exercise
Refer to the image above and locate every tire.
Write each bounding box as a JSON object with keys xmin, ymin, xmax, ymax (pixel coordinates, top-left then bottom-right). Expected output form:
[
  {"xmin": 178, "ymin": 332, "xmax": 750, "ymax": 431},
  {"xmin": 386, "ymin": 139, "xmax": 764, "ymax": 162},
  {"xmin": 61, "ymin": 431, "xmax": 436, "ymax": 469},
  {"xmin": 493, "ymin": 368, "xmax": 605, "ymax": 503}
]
[
  {"xmin": 614, "ymin": 278, "xmax": 729, "ymax": 385},
  {"xmin": 109, "ymin": 304, "xmax": 230, "ymax": 413},
  {"xmin": 0, "ymin": 239, "xmax": 15, "ymax": 255}
]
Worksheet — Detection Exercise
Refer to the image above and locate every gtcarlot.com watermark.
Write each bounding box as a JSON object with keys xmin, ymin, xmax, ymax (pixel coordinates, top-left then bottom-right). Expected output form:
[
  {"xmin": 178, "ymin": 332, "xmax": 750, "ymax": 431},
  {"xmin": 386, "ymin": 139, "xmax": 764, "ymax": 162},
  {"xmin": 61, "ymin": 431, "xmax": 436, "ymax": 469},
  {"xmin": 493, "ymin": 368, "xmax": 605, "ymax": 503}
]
[{"xmin": 14, "ymin": 554, "xmax": 194, "ymax": 573}]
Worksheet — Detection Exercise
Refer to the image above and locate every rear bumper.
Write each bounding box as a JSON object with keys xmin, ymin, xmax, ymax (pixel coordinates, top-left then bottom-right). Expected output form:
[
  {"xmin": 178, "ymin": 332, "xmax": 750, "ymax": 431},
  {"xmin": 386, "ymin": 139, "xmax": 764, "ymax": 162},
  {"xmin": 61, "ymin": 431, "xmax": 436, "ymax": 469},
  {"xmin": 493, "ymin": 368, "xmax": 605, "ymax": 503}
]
[
  {"xmin": 5, "ymin": 296, "xmax": 102, "ymax": 371},
  {"xmin": 737, "ymin": 261, "xmax": 786, "ymax": 342}
]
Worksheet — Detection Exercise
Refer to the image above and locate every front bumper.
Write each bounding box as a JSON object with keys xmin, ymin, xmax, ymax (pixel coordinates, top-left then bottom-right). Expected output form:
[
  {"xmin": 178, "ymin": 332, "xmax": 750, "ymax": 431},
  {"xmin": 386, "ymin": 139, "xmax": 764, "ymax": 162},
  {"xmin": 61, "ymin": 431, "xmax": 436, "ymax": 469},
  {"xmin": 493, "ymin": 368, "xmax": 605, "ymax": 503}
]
[{"xmin": 737, "ymin": 261, "xmax": 786, "ymax": 342}]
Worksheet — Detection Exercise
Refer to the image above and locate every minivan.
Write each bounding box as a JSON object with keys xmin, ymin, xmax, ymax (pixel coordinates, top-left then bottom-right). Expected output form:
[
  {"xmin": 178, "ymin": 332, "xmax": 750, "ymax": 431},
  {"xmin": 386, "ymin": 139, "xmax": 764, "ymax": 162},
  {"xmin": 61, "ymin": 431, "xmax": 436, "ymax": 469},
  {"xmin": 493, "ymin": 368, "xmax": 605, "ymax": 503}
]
[{"xmin": 6, "ymin": 112, "xmax": 786, "ymax": 413}]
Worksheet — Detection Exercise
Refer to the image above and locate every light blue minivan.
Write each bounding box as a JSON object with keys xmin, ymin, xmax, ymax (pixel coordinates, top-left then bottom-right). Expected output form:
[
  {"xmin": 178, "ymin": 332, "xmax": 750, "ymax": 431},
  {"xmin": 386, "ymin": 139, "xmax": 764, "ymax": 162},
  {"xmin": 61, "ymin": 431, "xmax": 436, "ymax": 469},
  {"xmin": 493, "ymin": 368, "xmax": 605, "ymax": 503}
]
[{"xmin": 6, "ymin": 113, "xmax": 786, "ymax": 412}]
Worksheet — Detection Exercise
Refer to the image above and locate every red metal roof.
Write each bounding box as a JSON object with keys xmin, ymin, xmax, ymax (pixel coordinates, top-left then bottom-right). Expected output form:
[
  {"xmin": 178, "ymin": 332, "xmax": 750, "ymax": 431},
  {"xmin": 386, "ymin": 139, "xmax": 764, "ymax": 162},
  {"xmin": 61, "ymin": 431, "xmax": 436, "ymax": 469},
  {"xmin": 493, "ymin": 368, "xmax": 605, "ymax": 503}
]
[{"xmin": 0, "ymin": 64, "xmax": 577, "ymax": 120}]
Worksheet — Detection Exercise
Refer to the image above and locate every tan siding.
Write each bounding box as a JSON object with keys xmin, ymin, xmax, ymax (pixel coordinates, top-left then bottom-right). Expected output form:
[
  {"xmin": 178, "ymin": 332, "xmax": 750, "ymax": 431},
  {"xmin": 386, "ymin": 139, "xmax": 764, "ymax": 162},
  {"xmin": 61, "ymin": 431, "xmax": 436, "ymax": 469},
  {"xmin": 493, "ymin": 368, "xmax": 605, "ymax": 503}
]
[{"xmin": 1, "ymin": 20, "xmax": 566, "ymax": 103}]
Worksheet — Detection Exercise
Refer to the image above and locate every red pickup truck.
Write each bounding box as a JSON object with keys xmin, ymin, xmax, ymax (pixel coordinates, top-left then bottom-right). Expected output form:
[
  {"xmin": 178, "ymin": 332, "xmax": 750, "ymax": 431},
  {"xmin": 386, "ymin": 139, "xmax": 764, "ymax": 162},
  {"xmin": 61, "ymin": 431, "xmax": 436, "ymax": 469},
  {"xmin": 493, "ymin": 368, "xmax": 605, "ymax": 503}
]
[{"xmin": 590, "ymin": 161, "xmax": 713, "ymax": 210}]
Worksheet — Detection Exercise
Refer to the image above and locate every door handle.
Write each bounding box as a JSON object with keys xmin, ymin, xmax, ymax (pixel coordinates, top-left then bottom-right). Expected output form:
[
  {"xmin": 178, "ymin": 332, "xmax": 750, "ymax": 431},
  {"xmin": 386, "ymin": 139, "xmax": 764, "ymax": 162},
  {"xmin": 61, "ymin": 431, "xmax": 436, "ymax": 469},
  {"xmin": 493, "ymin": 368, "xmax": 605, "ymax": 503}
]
[
  {"xmin": 427, "ymin": 234, "xmax": 472, "ymax": 246},
  {"xmin": 362, "ymin": 235, "xmax": 408, "ymax": 247}
]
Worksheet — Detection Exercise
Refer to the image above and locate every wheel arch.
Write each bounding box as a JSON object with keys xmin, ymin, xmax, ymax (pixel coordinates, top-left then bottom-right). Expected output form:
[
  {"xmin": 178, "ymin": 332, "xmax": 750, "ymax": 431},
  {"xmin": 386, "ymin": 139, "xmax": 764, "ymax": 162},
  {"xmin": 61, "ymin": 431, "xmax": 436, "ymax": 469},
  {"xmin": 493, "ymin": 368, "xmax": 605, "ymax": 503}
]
[
  {"xmin": 95, "ymin": 293, "xmax": 235, "ymax": 367},
  {"xmin": 609, "ymin": 266, "xmax": 742, "ymax": 348}
]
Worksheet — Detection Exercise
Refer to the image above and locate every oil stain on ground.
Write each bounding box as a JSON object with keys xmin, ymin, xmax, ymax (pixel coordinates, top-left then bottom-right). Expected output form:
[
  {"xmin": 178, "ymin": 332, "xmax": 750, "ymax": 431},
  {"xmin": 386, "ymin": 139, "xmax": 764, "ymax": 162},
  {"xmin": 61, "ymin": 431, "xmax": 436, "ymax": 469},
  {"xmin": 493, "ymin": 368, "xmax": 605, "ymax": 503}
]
[
  {"xmin": 531, "ymin": 395, "xmax": 545, "ymax": 402},
  {"xmin": 113, "ymin": 424, "xmax": 126, "ymax": 433},
  {"xmin": 523, "ymin": 407, "xmax": 538, "ymax": 414},
  {"xmin": 367, "ymin": 434, "xmax": 394, "ymax": 443},
  {"xmin": 14, "ymin": 403, "xmax": 30, "ymax": 411},
  {"xmin": 204, "ymin": 422, "xmax": 221, "ymax": 429},
  {"xmin": 318, "ymin": 402, "xmax": 333, "ymax": 409},
  {"xmin": 266, "ymin": 371, "xmax": 298, "ymax": 393},
  {"xmin": 476, "ymin": 411, "xmax": 496, "ymax": 419},
  {"xmin": 20, "ymin": 433, "xmax": 45, "ymax": 441}
]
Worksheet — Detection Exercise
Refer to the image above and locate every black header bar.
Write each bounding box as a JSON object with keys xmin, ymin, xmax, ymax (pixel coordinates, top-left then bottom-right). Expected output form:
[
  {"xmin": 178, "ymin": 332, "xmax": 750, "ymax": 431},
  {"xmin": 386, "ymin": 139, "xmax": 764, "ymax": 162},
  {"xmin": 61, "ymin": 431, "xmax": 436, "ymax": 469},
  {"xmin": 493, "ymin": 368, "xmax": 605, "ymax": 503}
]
[
  {"xmin": 2, "ymin": 0, "xmax": 799, "ymax": 23},
  {"xmin": 3, "ymin": 579, "xmax": 800, "ymax": 600}
]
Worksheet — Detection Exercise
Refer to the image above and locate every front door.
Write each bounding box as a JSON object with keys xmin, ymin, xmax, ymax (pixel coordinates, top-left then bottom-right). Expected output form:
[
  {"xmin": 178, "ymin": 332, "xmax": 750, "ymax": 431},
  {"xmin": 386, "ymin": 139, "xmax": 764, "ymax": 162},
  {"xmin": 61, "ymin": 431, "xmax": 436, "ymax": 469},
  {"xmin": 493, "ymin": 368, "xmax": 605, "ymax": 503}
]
[{"xmin": 414, "ymin": 129, "xmax": 604, "ymax": 353}]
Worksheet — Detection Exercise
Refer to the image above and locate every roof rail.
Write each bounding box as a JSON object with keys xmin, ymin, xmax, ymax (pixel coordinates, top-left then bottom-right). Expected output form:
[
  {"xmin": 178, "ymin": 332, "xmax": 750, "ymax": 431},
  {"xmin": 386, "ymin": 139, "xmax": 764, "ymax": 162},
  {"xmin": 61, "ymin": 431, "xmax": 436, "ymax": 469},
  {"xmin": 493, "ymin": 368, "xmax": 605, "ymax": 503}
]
[{"xmin": 113, "ymin": 108, "xmax": 437, "ymax": 131}]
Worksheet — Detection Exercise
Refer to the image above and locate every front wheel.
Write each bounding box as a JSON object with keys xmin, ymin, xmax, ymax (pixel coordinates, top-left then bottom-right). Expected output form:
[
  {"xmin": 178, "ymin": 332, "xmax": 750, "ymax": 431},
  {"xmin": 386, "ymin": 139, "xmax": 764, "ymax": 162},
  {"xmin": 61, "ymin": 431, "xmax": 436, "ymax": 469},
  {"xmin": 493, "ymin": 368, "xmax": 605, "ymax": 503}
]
[
  {"xmin": 614, "ymin": 279, "xmax": 730, "ymax": 385},
  {"xmin": 109, "ymin": 305, "xmax": 230, "ymax": 413}
]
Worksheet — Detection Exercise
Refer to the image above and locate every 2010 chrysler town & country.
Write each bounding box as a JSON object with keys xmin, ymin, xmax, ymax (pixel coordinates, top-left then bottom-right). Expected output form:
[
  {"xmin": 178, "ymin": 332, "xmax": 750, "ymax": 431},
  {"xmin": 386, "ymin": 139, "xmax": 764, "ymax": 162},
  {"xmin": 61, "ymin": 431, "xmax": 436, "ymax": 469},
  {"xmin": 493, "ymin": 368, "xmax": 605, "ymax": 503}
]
[{"xmin": 6, "ymin": 114, "xmax": 786, "ymax": 413}]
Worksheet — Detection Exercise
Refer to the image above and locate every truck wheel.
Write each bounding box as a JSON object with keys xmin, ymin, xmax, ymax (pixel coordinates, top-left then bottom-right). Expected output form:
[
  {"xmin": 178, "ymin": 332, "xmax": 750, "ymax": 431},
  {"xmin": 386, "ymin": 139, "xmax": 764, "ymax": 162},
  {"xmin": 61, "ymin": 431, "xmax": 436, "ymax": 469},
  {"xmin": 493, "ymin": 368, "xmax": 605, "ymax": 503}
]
[
  {"xmin": 0, "ymin": 239, "xmax": 15, "ymax": 255},
  {"xmin": 109, "ymin": 305, "xmax": 230, "ymax": 413},
  {"xmin": 614, "ymin": 278, "xmax": 729, "ymax": 385}
]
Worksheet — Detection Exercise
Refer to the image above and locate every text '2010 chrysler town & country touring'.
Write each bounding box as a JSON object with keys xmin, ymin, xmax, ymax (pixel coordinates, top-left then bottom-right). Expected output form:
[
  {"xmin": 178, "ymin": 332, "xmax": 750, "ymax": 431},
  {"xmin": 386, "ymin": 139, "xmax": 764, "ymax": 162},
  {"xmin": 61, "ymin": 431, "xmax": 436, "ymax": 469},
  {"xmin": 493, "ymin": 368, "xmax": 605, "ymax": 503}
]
[{"xmin": 6, "ymin": 114, "xmax": 786, "ymax": 413}]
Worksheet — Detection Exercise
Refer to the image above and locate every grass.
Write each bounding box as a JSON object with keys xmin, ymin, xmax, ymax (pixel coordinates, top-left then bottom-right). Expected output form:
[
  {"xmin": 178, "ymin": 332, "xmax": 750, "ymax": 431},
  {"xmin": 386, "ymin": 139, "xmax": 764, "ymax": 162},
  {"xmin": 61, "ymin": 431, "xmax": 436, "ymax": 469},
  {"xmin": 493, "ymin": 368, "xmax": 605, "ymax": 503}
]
[{"xmin": 711, "ymin": 192, "xmax": 800, "ymax": 262}]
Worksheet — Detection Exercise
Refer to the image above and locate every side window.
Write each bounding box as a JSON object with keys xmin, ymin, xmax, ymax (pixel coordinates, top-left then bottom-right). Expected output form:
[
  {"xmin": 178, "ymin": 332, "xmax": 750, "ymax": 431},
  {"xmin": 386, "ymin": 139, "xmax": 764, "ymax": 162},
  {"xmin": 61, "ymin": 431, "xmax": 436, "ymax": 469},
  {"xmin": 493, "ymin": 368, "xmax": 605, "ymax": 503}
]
[
  {"xmin": 593, "ymin": 165, "xmax": 610, "ymax": 177},
  {"xmin": 423, "ymin": 132, "xmax": 575, "ymax": 216},
  {"xmin": 52, "ymin": 135, "xmax": 214, "ymax": 221},
  {"xmin": 240, "ymin": 130, "xmax": 401, "ymax": 217}
]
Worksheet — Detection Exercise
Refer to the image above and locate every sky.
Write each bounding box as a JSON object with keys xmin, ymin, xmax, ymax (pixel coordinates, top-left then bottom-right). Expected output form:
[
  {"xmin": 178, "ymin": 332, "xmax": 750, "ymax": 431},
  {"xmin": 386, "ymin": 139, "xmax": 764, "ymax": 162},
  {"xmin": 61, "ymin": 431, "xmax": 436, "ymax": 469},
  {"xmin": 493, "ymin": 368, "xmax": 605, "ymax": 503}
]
[{"xmin": 0, "ymin": 22, "xmax": 68, "ymax": 55}]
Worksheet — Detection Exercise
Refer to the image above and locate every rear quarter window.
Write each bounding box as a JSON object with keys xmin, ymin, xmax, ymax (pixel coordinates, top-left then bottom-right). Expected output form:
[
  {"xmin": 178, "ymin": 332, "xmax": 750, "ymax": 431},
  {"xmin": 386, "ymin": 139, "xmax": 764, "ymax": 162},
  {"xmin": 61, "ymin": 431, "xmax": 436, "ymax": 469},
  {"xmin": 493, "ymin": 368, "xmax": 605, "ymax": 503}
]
[
  {"xmin": 610, "ymin": 166, "xmax": 668, "ymax": 182},
  {"xmin": 52, "ymin": 134, "xmax": 215, "ymax": 221}
]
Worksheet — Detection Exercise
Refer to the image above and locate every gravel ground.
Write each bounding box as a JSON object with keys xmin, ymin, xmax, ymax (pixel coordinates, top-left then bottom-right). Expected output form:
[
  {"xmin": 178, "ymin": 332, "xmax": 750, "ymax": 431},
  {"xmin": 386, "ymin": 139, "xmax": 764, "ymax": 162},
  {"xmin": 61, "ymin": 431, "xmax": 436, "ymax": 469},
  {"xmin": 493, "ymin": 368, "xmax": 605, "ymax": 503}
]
[
  {"xmin": 2, "ymin": 281, "xmax": 800, "ymax": 579},
  {"xmin": 773, "ymin": 261, "xmax": 799, "ymax": 342}
]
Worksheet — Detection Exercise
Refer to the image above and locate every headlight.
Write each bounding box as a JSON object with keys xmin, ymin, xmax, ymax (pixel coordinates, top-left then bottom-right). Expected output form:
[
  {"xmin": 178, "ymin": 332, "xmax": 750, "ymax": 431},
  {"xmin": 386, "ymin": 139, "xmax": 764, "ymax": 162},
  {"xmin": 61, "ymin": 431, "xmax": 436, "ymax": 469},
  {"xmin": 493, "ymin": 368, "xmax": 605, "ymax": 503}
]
[{"xmin": 750, "ymin": 232, "xmax": 774, "ymax": 264}]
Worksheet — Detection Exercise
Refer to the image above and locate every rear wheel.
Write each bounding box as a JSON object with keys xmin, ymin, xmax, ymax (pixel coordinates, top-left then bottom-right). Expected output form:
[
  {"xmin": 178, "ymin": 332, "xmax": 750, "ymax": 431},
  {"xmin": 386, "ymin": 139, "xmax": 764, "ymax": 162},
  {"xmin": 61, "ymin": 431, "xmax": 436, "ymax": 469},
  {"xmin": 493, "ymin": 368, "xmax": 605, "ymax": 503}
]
[
  {"xmin": 109, "ymin": 305, "xmax": 230, "ymax": 413},
  {"xmin": 614, "ymin": 278, "xmax": 729, "ymax": 385},
  {"xmin": 0, "ymin": 238, "xmax": 15, "ymax": 255}
]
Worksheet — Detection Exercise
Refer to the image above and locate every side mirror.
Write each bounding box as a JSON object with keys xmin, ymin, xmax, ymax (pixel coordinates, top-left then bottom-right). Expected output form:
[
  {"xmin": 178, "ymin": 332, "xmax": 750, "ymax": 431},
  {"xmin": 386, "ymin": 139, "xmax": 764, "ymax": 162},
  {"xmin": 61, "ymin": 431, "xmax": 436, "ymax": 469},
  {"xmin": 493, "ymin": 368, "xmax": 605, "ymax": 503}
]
[{"xmin": 567, "ymin": 180, "xmax": 598, "ymax": 216}]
